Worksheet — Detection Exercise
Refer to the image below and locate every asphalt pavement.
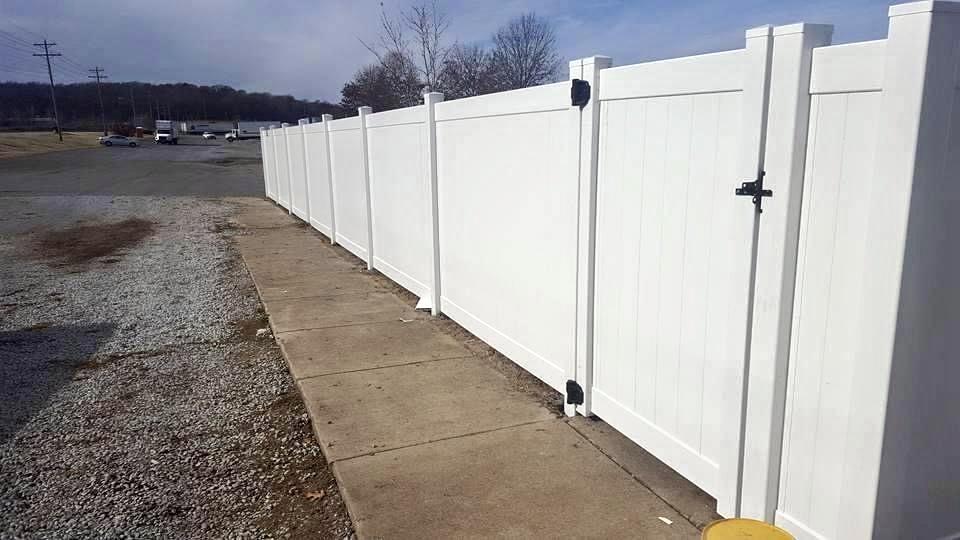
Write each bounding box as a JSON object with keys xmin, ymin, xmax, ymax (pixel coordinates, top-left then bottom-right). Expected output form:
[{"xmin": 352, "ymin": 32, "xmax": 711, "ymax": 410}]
[{"xmin": 0, "ymin": 135, "xmax": 264, "ymax": 197}]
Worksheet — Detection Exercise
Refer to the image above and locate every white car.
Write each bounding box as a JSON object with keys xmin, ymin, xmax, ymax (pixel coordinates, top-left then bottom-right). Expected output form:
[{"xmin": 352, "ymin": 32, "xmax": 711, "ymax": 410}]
[
  {"xmin": 202, "ymin": 132, "xmax": 217, "ymax": 140},
  {"xmin": 98, "ymin": 134, "xmax": 137, "ymax": 147}
]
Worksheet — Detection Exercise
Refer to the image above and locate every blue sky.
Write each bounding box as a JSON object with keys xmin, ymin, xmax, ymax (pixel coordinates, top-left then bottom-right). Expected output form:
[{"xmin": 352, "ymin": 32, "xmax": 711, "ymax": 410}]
[{"xmin": 1, "ymin": 0, "xmax": 894, "ymax": 103}]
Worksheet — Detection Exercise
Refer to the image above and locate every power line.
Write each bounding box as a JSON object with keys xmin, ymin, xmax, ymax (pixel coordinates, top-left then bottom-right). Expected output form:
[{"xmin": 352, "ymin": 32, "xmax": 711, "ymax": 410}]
[
  {"xmin": 0, "ymin": 35, "xmax": 37, "ymax": 54},
  {"xmin": 8, "ymin": 22, "xmax": 44, "ymax": 42},
  {"xmin": 0, "ymin": 28, "xmax": 33, "ymax": 47},
  {"xmin": 89, "ymin": 66, "xmax": 108, "ymax": 135},
  {"xmin": 33, "ymin": 39, "xmax": 63, "ymax": 142},
  {"xmin": 0, "ymin": 66, "xmax": 48, "ymax": 77},
  {"xmin": 61, "ymin": 56, "xmax": 88, "ymax": 72},
  {"xmin": 2, "ymin": 24, "xmax": 98, "ymax": 78},
  {"xmin": 53, "ymin": 59, "xmax": 87, "ymax": 79},
  {"xmin": 3, "ymin": 23, "xmax": 103, "ymax": 86}
]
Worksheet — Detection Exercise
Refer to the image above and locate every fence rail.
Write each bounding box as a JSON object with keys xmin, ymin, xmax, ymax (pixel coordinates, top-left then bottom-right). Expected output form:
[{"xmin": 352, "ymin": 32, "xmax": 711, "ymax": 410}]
[{"xmin": 259, "ymin": 3, "xmax": 960, "ymax": 539}]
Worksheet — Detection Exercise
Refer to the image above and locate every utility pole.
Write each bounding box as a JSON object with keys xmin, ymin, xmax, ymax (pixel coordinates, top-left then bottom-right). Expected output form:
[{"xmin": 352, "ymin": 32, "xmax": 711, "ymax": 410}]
[
  {"xmin": 129, "ymin": 86, "xmax": 137, "ymax": 127},
  {"xmin": 32, "ymin": 39, "xmax": 63, "ymax": 142},
  {"xmin": 89, "ymin": 66, "xmax": 108, "ymax": 136}
]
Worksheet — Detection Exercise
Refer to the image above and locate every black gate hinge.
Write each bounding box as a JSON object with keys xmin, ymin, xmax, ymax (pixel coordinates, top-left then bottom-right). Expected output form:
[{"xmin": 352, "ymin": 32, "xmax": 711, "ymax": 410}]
[
  {"xmin": 736, "ymin": 170, "xmax": 772, "ymax": 213},
  {"xmin": 571, "ymin": 79, "xmax": 590, "ymax": 109},
  {"xmin": 566, "ymin": 380, "xmax": 584, "ymax": 405}
]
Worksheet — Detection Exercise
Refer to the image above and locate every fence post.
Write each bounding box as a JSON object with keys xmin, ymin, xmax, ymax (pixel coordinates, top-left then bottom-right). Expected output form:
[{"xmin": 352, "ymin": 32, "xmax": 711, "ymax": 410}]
[
  {"xmin": 298, "ymin": 118, "xmax": 312, "ymax": 226},
  {"xmin": 712, "ymin": 25, "xmax": 775, "ymax": 519},
  {"xmin": 281, "ymin": 122, "xmax": 293, "ymax": 215},
  {"xmin": 851, "ymin": 4, "xmax": 960, "ymax": 537},
  {"xmin": 358, "ymin": 106, "xmax": 374, "ymax": 270},
  {"xmin": 568, "ymin": 55, "xmax": 612, "ymax": 418},
  {"xmin": 259, "ymin": 127, "xmax": 269, "ymax": 198},
  {"xmin": 270, "ymin": 124, "xmax": 283, "ymax": 208},
  {"xmin": 739, "ymin": 22, "xmax": 833, "ymax": 523},
  {"xmin": 423, "ymin": 92, "xmax": 445, "ymax": 316},
  {"xmin": 322, "ymin": 114, "xmax": 337, "ymax": 244}
]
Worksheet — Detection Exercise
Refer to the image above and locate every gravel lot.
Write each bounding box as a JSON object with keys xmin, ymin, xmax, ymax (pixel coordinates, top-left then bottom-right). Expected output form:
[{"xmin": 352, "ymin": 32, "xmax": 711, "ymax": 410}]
[{"xmin": 0, "ymin": 195, "xmax": 353, "ymax": 538}]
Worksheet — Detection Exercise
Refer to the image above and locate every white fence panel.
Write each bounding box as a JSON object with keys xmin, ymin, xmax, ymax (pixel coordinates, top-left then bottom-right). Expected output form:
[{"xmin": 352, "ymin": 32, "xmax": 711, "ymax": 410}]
[
  {"xmin": 435, "ymin": 82, "xmax": 580, "ymax": 392},
  {"xmin": 775, "ymin": 75, "xmax": 882, "ymax": 540},
  {"xmin": 261, "ymin": 129, "xmax": 277, "ymax": 201},
  {"xmin": 592, "ymin": 30, "xmax": 771, "ymax": 515},
  {"xmin": 766, "ymin": 39, "xmax": 885, "ymax": 540},
  {"xmin": 274, "ymin": 127, "xmax": 291, "ymax": 209},
  {"xmin": 328, "ymin": 115, "xmax": 370, "ymax": 261},
  {"xmin": 287, "ymin": 125, "xmax": 309, "ymax": 221},
  {"xmin": 304, "ymin": 120, "xmax": 334, "ymax": 237},
  {"xmin": 367, "ymin": 105, "xmax": 432, "ymax": 299}
]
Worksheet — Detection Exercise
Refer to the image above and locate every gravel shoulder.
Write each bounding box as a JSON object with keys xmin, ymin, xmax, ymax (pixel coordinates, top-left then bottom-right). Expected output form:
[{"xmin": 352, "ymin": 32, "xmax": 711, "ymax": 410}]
[{"xmin": 0, "ymin": 196, "xmax": 353, "ymax": 538}]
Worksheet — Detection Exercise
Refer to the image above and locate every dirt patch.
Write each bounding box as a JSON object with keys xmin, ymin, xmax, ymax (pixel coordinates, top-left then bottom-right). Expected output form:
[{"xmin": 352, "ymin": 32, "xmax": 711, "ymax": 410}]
[
  {"xmin": 210, "ymin": 157, "xmax": 262, "ymax": 167},
  {"xmin": 32, "ymin": 218, "xmax": 155, "ymax": 266},
  {"xmin": 26, "ymin": 322, "xmax": 52, "ymax": 332},
  {"xmin": 431, "ymin": 314, "xmax": 565, "ymax": 414},
  {"xmin": 253, "ymin": 388, "xmax": 354, "ymax": 537},
  {"xmin": 233, "ymin": 315, "xmax": 269, "ymax": 341}
]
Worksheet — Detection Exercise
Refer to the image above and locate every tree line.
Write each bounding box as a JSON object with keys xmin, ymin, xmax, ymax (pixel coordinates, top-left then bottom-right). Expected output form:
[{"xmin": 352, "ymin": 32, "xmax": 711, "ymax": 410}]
[
  {"xmin": 0, "ymin": 81, "xmax": 342, "ymax": 131},
  {"xmin": 341, "ymin": 3, "xmax": 561, "ymax": 112}
]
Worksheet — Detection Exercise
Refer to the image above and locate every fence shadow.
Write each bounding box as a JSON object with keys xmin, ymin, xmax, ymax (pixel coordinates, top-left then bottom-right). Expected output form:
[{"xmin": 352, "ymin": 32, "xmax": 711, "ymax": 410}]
[{"xmin": 0, "ymin": 322, "xmax": 114, "ymax": 443}]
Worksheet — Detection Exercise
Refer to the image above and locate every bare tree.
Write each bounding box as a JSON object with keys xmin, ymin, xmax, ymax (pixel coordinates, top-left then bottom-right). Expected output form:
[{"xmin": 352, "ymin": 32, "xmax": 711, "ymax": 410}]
[
  {"xmin": 402, "ymin": 0, "xmax": 450, "ymax": 91},
  {"xmin": 360, "ymin": 5, "xmax": 409, "ymax": 64},
  {"xmin": 360, "ymin": 1, "xmax": 450, "ymax": 94},
  {"xmin": 489, "ymin": 13, "xmax": 561, "ymax": 91},
  {"xmin": 439, "ymin": 43, "xmax": 492, "ymax": 99},
  {"xmin": 341, "ymin": 51, "xmax": 422, "ymax": 113}
]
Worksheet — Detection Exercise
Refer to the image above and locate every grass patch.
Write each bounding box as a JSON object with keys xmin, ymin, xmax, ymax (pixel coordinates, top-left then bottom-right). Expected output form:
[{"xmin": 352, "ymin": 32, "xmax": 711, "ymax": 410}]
[{"xmin": 0, "ymin": 131, "xmax": 103, "ymax": 160}]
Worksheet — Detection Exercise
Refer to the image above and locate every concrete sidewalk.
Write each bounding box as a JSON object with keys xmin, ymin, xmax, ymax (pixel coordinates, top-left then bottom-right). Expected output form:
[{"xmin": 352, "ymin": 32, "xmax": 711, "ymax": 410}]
[{"xmin": 231, "ymin": 198, "xmax": 719, "ymax": 539}]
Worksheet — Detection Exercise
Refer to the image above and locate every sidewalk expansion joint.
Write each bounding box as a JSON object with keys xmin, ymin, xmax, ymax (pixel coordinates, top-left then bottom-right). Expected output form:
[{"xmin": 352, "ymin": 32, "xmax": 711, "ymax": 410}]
[
  {"xmin": 273, "ymin": 318, "xmax": 423, "ymax": 335},
  {"xmin": 292, "ymin": 354, "xmax": 478, "ymax": 381},
  {"xmin": 564, "ymin": 418, "xmax": 702, "ymax": 531},
  {"xmin": 327, "ymin": 417, "xmax": 559, "ymax": 465},
  {"xmin": 238, "ymin": 223, "xmax": 303, "ymax": 230},
  {"xmin": 256, "ymin": 290, "xmax": 382, "ymax": 302}
]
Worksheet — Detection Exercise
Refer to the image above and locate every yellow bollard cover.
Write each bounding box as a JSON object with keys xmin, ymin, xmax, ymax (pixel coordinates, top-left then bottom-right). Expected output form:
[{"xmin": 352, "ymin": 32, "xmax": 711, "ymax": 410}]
[{"xmin": 702, "ymin": 518, "xmax": 794, "ymax": 540}]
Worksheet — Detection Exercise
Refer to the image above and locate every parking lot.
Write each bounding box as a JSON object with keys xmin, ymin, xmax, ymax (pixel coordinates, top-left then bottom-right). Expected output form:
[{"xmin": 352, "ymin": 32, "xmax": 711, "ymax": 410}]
[
  {"xmin": 0, "ymin": 137, "xmax": 353, "ymax": 538},
  {"xmin": 0, "ymin": 135, "xmax": 264, "ymax": 197}
]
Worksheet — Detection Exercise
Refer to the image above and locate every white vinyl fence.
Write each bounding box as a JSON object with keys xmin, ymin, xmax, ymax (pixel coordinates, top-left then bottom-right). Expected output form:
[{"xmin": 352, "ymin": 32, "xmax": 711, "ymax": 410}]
[
  {"xmin": 366, "ymin": 104, "xmax": 433, "ymax": 300},
  {"xmin": 272, "ymin": 123, "xmax": 290, "ymax": 210},
  {"xmin": 260, "ymin": 3, "xmax": 960, "ymax": 538},
  {"xmin": 436, "ymin": 82, "xmax": 582, "ymax": 392}
]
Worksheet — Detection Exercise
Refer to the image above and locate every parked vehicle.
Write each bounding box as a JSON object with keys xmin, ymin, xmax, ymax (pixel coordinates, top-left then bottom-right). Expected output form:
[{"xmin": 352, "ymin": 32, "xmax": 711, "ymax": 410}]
[
  {"xmin": 98, "ymin": 134, "xmax": 137, "ymax": 147},
  {"xmin": 154, "ymin": 120, "xmax": 178, "ymax": 144},
  {"xmin": 202, "ymin": 132, "xmax": 217, "ymax": 140},
  {"xmin": 180, "ymin": 121, "xmax": 234, "ymax": 134},
  {"xmin": 226, "ymin": 121, "xmax": 279, "ymax": 141}
]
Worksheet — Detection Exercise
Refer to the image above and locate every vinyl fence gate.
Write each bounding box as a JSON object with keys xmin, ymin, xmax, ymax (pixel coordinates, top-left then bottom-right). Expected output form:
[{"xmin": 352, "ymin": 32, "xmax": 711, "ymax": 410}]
[{"xmin": 589, "ymin": 28, "xmax": 772, "ymax": 517}]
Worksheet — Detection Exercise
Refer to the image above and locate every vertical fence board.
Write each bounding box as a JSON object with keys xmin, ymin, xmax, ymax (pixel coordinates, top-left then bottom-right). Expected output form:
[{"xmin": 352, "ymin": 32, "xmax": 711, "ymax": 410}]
[
  {"xmin": 304, "ymin": 122, "xmax": 333, "ymax": 237},
  {"xmin": 328, "ymin": 116, "xmax": 369, "ymax": 262},
  {"xmin": 367, "ymin": 105, "xmax": 431, "ymax": 298}
]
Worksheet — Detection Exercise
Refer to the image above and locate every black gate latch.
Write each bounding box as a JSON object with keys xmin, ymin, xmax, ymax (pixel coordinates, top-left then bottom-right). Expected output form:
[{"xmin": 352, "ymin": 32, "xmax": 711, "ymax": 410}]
[
  {"xmin": 566, "ymin": 380, "xmax": 584, "ymax": 405},
  {"xmin": 736, "ymin": 170, "xmax": 772, "ymax": 213},
  {"xmin": 571, "ymin": 79, "xmax": 590, "ymax": 109}
]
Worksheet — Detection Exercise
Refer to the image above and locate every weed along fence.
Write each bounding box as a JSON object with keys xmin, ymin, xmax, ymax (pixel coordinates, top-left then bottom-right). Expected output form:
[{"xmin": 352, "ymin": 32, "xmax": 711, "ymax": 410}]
[{"xmin": 259, "ymin": 2, "xmax": 960, "ymax": 538}]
